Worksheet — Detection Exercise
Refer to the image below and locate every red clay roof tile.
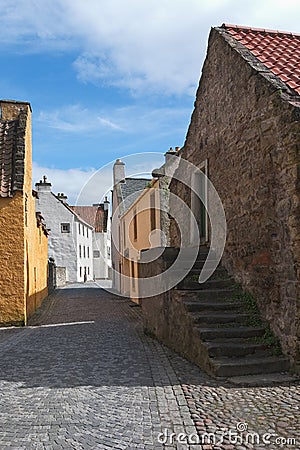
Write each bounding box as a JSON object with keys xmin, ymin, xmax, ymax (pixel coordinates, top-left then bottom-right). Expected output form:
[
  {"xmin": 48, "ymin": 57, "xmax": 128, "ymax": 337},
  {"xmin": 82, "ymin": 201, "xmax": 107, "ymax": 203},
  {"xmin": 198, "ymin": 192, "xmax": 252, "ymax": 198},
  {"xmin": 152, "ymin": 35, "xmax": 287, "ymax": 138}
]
[
  {"xmin": 70, "ymin": 205, "xmax": 108, "ymax": 233},
  {"xmin": 222, "ymin": 24, "xmax": 300, "ymax": 95}
]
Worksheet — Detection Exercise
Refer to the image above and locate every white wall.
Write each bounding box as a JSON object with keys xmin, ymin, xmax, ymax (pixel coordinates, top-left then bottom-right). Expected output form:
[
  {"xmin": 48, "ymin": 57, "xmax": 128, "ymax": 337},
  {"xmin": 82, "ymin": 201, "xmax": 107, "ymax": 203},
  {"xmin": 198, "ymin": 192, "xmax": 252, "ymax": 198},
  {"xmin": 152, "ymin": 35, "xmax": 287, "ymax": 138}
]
[
  {"xmin": 77, "ymin": 221, "xmax": 93, "ymax": 282},
  {"xmin": 36, "ymin": 187, "xmax": 93, "ymax": 283},
  {"xmin": 93, "ymin": 231, "xmax": 111, "ymax": 279}
]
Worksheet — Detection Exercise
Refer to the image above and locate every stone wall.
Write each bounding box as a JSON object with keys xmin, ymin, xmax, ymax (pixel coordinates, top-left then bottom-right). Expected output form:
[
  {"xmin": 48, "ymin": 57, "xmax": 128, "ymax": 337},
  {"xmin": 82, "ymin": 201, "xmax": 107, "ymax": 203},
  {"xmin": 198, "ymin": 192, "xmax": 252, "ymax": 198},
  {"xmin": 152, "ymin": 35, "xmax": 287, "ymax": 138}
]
[
  {"xmin": 170, "ymin": 28, "xmax": 300, "ymax": 366},
  {"xmin": 56, "ymin": 267, "xmax": 67, "ymax": 287},
  {"xmin": 0, "ymin": 193, "xmax": 26, "ymax": 325},
  {"xmin": 0, "ymin": 101, "xmax": 48, "ymax": 325}
]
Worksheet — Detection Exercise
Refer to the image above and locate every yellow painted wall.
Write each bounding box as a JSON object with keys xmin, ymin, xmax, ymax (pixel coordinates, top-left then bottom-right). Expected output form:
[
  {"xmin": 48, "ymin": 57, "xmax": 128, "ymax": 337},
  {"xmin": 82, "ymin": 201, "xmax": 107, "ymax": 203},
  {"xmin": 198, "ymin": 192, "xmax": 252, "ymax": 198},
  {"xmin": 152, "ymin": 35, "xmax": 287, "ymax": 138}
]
[
  {"xmin": 120, "ymin": 181, "xmax": 160, "ymax": 301},
  {"xmin": 0, "ymin": 193, "xmax": 26, "ymax": 325},
  {"xmin": 25, "ymin": 193, "xmax": 48, "ymax": 319},
  {"xmin": 0, "ymin": 101, "xmax": 48, "ymax": 325}
]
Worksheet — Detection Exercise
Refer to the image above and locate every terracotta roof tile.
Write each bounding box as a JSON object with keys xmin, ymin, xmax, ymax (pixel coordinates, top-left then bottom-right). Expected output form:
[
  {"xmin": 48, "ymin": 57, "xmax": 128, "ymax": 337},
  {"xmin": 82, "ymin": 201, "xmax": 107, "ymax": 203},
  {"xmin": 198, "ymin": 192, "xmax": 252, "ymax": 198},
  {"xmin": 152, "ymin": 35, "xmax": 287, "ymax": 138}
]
[
  {"xmin": 70, "ymin": 205, "xmax": 108, "ymax": 232},
  {"xmin": 0, "ymin": 103, "xmax": 28, "ymax": 197},
  {"xmin": 0, "ymin": 120, "xmax": 18, "ymax": 197},
  {"xmin": 221, "ymin": 24, "xmax": 300, "ymax": 95}
]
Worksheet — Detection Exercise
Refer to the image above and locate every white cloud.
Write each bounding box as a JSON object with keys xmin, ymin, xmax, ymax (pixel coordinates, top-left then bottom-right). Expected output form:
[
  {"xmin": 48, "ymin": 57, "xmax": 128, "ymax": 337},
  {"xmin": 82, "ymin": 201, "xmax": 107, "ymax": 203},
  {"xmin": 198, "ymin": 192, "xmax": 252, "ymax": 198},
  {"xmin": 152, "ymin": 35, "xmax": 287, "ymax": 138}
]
[
  {"xmin": 36, "ymin": 103, "xmax": 189, "ymax": 137},
  {"xmin": 37, "ymin": 104, "xmax": 124, "ymax": 133},
  {"xmin": 33, "ymin": 153, "xmax": 165, "ymax": 205},
  {"xmin": 32, "ymin": 162, "xmax": 98, "ymax": 205},
  {"xmin": 0, "ymin": 0, "xmax": 299, "ymax": 95}
]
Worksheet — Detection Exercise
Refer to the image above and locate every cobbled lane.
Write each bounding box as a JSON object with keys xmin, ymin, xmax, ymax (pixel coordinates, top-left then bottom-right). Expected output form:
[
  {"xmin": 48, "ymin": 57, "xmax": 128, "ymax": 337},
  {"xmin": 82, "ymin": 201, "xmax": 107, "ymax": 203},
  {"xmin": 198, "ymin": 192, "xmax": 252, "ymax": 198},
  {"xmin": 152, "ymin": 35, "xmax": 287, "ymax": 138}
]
[{"xmin": 0, "ymin": 285, "xmax": 299, "ymax": 450}]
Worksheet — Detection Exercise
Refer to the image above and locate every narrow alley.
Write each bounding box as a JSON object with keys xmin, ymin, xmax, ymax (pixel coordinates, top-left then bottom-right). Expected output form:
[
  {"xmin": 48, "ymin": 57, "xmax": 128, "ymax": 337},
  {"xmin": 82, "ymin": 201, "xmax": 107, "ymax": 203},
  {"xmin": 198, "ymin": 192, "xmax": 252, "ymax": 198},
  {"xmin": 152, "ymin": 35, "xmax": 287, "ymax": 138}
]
[{"xmin": 0, "ymin": 286, "xmax": 298, "ymax": 450}]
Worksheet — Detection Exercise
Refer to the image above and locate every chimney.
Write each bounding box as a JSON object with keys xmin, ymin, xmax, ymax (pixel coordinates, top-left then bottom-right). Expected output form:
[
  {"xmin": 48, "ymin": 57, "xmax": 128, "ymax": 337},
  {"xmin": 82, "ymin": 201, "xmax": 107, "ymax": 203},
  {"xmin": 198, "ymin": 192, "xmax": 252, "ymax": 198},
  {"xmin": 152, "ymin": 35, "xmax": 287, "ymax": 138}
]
[
  {"xmin": 164, "ymin": 146, "xmax": 180, "ymax": 177},
  {"xmin": 35, "ymin": 175, "xmax": 52, "ymax": 192},
  {"xmin": 165, "ymin": 147, "xmax": 176, "ymax": 164},
  {"xmin": 103, "ymin": 196, "xmax": 110, "ymax": 211},
  {"xmin": 57, "ymin": 192, "xmax": 68, "ymax": 204},
  {"xmin": 113, "ymin": 159, "xmax": 125, "ymax": 185}
]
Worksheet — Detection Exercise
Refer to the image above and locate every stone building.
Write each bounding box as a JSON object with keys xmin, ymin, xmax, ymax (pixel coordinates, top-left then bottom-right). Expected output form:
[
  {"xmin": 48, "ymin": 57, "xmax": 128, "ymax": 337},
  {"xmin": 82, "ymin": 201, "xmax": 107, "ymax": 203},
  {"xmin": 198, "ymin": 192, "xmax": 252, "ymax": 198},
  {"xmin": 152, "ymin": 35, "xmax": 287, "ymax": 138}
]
[
  {"xmin": 0, "ymin": 100, "xmax": 48, "ymax": 325},
  {"xmin": 169, "ymin": 24, "xmax": 300, "ymax": 367},
  {"xmin": 70, "ymin": 202, "xmax": 111, "ymax": 280},
  {"xmin": 35, "ymin": 179, "xmax": 94, "ymax": 284}
]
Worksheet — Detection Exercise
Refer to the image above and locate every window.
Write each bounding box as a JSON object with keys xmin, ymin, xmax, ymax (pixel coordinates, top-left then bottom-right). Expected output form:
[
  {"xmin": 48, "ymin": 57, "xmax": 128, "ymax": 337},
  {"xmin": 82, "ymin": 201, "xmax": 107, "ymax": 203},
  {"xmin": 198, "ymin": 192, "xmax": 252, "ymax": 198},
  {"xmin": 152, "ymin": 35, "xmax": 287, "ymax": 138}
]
[
  {"xmin": 123, "ymin": 221, "xmax": 126, "ymax": 248},
  {"xmin": 80, "ymin": 267, "xmax": 82, "ymax": 277},
  {"xmin": 150, "ymin": 191, "xmax": 156, "ymax": 231},
  {"xmin": 83, "ymin": 246, "xmax": 86, "ymax": 258},
  {"xmin": 83, "ymin": 226, "xmax": 85, "ymax": 237},
  {"xmin": 61, "ymin": 223, "xmax": 70, "ymax": 233},
  {"xmin": 88, "ymin": 267, "xmax": 90, "ymax": 275},
  {"xmin": 133, "ymin": 209, "xmax": 138, "ymax": 241},
  {"xmin": 93, "ymin": 250, "xmax": 100, "ymax": 258},
  {"xmin": 131, "ymin": 261, "xmax": 135, "ymax": 290},
  {"xmin": 87, "ymin": 228, "xmax": 89, "ymax": 238},
  {"xmin": 78, "ymin": 223, "xmax": 81, "ymax": 234},
  {"xmin": 87, "ymin": 247, "xmax": 90, "ymax": 258},
  {"xmin": 107, "ymin": 246, "xmax": 111, "ymax": 258},
  {"xmin": 79, "ymin": 244, "xmax": 82, "ymax": 258}
]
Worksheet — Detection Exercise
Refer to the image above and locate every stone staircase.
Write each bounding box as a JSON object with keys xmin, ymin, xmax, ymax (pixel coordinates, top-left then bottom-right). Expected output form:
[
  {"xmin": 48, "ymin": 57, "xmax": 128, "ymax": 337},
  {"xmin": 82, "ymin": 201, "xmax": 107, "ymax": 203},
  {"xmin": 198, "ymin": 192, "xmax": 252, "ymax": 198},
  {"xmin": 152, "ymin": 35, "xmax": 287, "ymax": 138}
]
[{"xmin": 173, "ymin": 247, "xmax": 291, "ymax": 379}]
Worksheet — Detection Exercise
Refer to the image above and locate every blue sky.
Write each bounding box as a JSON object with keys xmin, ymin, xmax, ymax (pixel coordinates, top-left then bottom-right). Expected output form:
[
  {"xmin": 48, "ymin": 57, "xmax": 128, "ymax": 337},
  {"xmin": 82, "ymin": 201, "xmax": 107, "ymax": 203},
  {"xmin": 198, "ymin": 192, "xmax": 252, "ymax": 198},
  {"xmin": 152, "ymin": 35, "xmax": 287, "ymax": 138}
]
[{"xmin": 1, "ymin": 0, "xmax": 299, "ymax": 203}]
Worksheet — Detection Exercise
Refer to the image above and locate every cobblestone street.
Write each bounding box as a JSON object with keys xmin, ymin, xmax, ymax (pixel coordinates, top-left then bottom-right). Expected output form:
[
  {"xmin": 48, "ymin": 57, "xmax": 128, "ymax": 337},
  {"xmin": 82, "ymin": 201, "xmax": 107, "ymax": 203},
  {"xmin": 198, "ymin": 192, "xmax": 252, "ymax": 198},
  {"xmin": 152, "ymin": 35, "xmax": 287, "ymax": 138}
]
[{"xmin": 0, "ymin": 285, "xmax": 299, "ymax": 449}]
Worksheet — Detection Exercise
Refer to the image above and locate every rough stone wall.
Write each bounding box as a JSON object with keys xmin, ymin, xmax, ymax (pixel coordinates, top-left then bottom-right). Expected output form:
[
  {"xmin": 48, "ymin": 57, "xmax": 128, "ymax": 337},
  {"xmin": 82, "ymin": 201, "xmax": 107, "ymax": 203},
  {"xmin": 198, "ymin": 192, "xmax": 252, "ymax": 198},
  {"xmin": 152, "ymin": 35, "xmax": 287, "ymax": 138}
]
[
  {"xmin": 0, "ymin": 101, "xmax": 48, "ymax": 324},
  {"xmin": 23, "ymin": 105, "xmax": 48, "ymax": 319},
  {"xmin": 170, "ymin": 29, "xmax": 300, "ymax": 366},
  {"xmin": 56, "ymin": 267, "xmax": 67, "ymax": 287},
  {"xmin": 0, "ymin": 193, "xmax": 26, "ymax": 325},
  {"xmin": 25, "ymin": 197, "xmax": 49, "ymax": 319},
  {"xmin": 140, "ymin": 253, "xmax": 214, "ymax": 374}
]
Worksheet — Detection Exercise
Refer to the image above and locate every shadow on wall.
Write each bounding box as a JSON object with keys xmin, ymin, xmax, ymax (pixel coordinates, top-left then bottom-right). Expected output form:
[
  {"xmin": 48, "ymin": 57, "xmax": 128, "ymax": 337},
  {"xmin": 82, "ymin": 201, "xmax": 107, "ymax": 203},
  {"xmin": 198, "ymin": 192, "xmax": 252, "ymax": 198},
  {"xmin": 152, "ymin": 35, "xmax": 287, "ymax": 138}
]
[{"xmin": 26, "ymin": 287, "xmax": 49, "ymax": 320}]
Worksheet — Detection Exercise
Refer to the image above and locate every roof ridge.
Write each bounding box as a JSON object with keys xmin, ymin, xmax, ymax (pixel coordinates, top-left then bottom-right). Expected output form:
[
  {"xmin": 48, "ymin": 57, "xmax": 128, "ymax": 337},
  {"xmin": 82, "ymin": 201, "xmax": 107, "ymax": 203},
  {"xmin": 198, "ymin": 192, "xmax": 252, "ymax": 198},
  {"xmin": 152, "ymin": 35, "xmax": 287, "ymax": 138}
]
[
  {"xmin": 51, "ymin": 193, "xmax": 93, "ymax": 228},
  {"xmin": 221, "ymin": 23, "xmax": 300, "ymax": 38},
  {"xmin": 125, "ymin": 177, "xmax": 151, "ymax": 181}
]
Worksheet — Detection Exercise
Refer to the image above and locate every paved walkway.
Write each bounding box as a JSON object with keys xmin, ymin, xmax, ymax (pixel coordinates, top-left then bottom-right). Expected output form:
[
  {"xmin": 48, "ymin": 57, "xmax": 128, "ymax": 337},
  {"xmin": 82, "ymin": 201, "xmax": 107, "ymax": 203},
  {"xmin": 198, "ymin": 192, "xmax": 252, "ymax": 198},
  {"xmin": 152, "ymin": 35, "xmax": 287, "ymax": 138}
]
[{"xmin": 0, "ymin": 285, "xmax": 298, "ymax": 449}]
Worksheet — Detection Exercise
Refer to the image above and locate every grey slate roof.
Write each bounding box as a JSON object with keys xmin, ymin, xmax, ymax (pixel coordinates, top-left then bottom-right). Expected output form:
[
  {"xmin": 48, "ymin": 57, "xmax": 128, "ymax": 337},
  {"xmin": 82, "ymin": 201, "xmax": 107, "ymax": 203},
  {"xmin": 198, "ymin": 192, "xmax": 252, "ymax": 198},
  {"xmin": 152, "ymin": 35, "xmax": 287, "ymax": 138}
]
[
  {"xmin": 0, "ymin": 107, "xmax": 27, "ymax": 197},
  {"xmin": 119, "ymin": 177, "xmax": 151, "ymax": 213}
]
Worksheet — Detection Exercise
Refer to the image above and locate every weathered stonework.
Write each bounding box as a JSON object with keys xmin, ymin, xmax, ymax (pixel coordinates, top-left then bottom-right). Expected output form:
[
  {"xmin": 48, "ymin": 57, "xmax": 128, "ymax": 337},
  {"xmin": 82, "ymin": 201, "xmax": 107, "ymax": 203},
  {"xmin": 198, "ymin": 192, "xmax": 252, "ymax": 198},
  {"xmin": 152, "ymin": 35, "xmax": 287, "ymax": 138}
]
[
  {"xmin": 170, "ymin": 28, "xmax": 300, "ymax": 367},
  {"xmin": 0, "ymin": 101, "xmax": 48, "ymax": 325}
]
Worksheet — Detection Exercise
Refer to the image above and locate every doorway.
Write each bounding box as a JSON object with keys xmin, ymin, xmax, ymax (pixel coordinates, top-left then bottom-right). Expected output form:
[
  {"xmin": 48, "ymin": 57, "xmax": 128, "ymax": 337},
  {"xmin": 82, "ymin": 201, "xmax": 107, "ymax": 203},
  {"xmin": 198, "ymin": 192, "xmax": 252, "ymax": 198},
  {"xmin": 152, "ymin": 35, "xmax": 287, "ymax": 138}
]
[{"xmin": 190, "ymin": 160, "xmax": 208, "ymax": 245}]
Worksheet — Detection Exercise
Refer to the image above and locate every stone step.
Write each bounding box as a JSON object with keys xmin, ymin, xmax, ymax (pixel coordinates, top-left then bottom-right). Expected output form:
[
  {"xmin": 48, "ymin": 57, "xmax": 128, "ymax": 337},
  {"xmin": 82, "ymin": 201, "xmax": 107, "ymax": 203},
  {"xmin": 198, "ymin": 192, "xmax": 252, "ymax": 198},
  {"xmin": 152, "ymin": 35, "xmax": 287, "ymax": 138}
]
[
  {"xmin": 205, "ymin": 341, "xmax": 271, "ymax": 357},
  {"xmin": 177, "ymin": 288, "xmax": 240, "ymax": 301},
  {"xmin": 197, "ymin": 326, "xmax": 265, "ymax": 340},
  {"xmin": 190, "ymin": 259, "xmax": 220, "ymax": 270},
  {"xmin": 226, "ymin": 372, "xmax": 300, "ymax": 387},
  {"xmin": 188, "ymin": 264, "xmax": 226, "ymax": 273},
  {"xmin": 178, "ymin": 277, "xmax": 234, "ymax": 290},
  {"xmin": 187, "ymin": 300, "xmax": 244, "ymax": 312},
  {"xmin": 173, "ymin": 266, "xmax": 228, "ymax": 281},
  {"xmin": 193, "ymin": 312, "xmax": 251, "ymax": 324},
  {"xmin": 212, "ymin": 355, "xmax": 290, "ymax": 377}
]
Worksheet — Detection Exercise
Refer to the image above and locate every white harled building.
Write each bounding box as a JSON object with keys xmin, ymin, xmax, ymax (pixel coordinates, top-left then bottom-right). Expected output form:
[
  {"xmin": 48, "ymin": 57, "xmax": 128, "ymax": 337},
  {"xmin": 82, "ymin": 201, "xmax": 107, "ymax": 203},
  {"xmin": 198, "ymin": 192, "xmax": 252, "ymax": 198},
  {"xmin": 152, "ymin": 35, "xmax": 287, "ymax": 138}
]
[
  {"xmin": 70, "ymin": 202, "xmax": 111, "ymax": 280},
  {"xmin": 35, "ymin": 177, "xmax": 94, "ymax": 284}
]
